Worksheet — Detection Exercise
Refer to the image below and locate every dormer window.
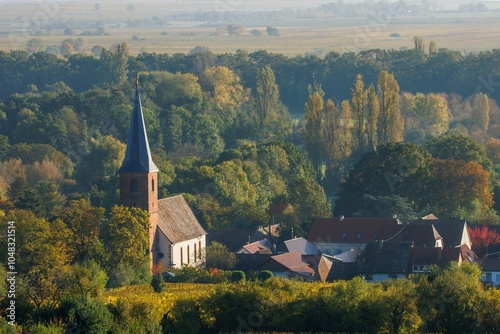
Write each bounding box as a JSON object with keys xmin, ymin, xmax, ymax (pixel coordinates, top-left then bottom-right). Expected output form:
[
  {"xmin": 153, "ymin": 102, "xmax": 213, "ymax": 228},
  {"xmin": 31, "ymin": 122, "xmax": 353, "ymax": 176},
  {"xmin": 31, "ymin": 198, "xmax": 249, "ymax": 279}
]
[
  {"xmin": 356, "ymin": 232, "xmax": 361, "ymax": 240},
  {"xmin": 130, "ymin": 179, "xmax": 138, "ymax": 194},
  {"xmin": 341, "ymin": 232, "xmax": 347, "ymax": 239}
]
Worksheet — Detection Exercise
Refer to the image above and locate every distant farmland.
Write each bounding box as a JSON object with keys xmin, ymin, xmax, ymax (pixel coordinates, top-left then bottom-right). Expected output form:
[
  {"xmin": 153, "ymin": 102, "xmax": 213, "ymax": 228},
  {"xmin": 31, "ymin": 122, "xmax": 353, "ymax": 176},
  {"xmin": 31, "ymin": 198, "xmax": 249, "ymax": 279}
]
[{"xmin": 0, "ymin": 1, "xmax": 499, "ymax": 55}]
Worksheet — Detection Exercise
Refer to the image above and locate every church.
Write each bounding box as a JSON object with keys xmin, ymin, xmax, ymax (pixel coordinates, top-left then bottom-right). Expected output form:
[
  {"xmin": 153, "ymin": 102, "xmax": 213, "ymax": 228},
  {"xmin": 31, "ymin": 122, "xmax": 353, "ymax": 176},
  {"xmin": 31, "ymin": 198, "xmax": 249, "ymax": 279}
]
[{"xmin": 117, "ymin": 79, "xmax": 207, "ymax": 269}]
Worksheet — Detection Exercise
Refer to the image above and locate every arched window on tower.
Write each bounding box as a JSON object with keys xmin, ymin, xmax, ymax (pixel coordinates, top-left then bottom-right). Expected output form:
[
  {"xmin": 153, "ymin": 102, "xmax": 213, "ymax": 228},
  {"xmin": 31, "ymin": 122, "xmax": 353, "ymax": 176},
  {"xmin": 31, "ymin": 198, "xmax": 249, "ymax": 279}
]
[
  {"xmin": 130, "ymin": 179, "xmax": 138, "ymax": 194},
  {"xmin": 152, "ymin": 178, "xmax": 155, "ymax": 191}
]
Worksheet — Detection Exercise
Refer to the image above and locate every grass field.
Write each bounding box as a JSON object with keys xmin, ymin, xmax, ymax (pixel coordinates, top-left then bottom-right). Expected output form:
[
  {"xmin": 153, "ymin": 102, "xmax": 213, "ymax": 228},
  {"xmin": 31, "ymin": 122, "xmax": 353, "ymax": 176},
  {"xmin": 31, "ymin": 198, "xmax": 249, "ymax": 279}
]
[{"xmin": 1, "ymin": 1, "xmax": 500, "ymax": 55}]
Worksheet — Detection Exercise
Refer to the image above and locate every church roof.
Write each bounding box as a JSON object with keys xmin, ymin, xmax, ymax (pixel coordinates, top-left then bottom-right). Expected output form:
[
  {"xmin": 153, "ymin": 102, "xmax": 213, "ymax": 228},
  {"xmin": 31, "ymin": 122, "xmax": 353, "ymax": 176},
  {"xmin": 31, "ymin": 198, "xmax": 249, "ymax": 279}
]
[
  {"xmin": 156, "ymin": 195, "xmax": 207, "ymax": 244},
  {"xmin": 118, "ymin": 83, "xmax": 158, "ymax": 173}
]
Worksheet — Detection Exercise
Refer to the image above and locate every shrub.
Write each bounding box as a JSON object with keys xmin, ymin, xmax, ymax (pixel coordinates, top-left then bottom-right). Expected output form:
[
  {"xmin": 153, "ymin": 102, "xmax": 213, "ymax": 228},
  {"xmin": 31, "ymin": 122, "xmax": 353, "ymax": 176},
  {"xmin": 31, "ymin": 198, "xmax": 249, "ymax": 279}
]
[
  {"xmin": 257, "ymin": 270, "xmax": 273, "ymax": 281},
  {"xmin": 231, "ymin": 270, "xmax": 246, "ymax": 282},
  {"xmin": 60, "ymin": 297, "xmax": 113, "ymax": 334},
  {"xmin": 151, "ymin": 274, "xmax": 166, "ymax": 293},
  {"xmin": 390, "ymin": 32, "xmax": 401, "ymax": 38}
]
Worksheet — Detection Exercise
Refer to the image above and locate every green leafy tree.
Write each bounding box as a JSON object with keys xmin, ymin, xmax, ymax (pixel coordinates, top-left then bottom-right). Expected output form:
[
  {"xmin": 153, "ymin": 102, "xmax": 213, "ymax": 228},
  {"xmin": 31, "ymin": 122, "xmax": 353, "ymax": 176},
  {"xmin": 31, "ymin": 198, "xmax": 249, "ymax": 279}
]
[
  {"xmin": 335, "ymin": 142, "xmax": 432, "ymax": 215},
  {"xmin": 205, "ymin": 241, "xmax": 238, "ymax": 270},
  {"xmin": 54, "ymin": 199, "xmax": 105, "ymax": 263},
  {"xmin": 104, "ymin": 205, "xmax": 150, "ymax": 267},
  {"xmin": 425, "ymin": 135, "xmax": 492, "ymax": 171},
  {"xmin": 63, "ymin": 260, "xmax": 108, "ymax": 299}
]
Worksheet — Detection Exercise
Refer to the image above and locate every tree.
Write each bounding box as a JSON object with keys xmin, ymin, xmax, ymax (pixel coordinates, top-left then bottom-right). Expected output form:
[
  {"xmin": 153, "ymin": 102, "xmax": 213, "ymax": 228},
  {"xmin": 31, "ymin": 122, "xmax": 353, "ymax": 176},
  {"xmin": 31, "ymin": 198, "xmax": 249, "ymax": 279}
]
[
  {"xmin": 366, "ymin": 84, "xmax": 380, "ymax": 151},
  {"xmin": 100, "ymin": 42, "xmax": 129, "ymax": 84},
  {"xmin": 413, "ymin": 36, "xmax": 425, "ymax": 51},
  {"xmin": 205, "ymin": 241, "xmax": 237, "ymax": 270},
  {"xmin": 429, "ymin": 40, "xmax": 437, "ymax": 55},
  {"xmin": 335, "ymin": 142, "xmax": 432, "ymax": 215},
  {"xmin": 255, "ymin": 66, "xmax": 281, "ymax": 131},
  {"xmin": 227, "ymin": 25, "xmax": 245, "ymax": 36},
  {"xmin": 266, "ymin": 26, "xmax": 280, "ymax": 36},
  {"xmin": 468, "ymin": 226, "xmax": 500, "ymax": 257},
  {"xmin": 104, "ymin": 205, "xmax": 150, "ymax": 267},
  {"xmin": 322, "ymin": 99, "xmax": 342, "ymax": 188},
  {"xmin": 304, "ymin": 88, "xmax": 324, "ymax": 178},
  {"xmin": 340, "ymin": 99, "xmax": 353, "ymax": 167},
  {"xmin": 425, "ymin": 135, "xmax": 492, "ymax": 171},
  {"xmin": 63, "ymin": 260, "xmax": 108, "ymax": 299},
  {"xmin": 351, "ymin": 74, "xmax": 368, "ymax": 151},
  {"xmin": 402, "ymin": 92, "xmax": 449, "ymax": 143},
  {"xmin": 470, "ymin": 92, "xmax": 490, "ymax": 134},
  {"xmin": 428, "ymin": 159, "xmax": 493, "ymax": 218},
  {"xmin": 378, "ymin": 71, "xmax": 403, "ymax": 145},
  {"xmin": 54, "ymin": 199, "xmax": 105, "ymax": 263}
]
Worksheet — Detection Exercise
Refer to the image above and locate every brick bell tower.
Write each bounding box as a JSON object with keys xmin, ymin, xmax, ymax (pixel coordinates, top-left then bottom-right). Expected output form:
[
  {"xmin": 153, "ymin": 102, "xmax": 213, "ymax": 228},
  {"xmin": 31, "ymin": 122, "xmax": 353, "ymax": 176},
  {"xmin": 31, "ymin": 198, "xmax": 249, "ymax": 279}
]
[{"xmin": 118, "ymin": 76, "xmax": 159, "ymax": 268}]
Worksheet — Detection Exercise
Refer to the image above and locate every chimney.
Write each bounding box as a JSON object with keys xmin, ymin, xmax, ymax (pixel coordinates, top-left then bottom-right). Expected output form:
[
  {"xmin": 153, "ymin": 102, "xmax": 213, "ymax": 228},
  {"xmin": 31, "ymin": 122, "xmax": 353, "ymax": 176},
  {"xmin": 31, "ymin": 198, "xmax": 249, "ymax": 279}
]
[{"xmin": 340, "ymin": 215, "xmax": 345, "ymax": 221}]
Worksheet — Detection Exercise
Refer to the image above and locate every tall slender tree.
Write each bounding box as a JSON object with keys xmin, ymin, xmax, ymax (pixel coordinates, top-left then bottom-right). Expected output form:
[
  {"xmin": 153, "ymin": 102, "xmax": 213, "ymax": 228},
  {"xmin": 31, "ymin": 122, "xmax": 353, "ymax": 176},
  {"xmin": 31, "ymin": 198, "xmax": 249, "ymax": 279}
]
[
  {"xmin": 255, "ymin": 65, "xmax": 280, "ymax": 131},
  {"xmin": 322, "ymin": 99, "xmax": 342, "ymax": 188},
  {"xmin": 304, "ymin": 86, "xmax": 325, "ymax": 178},
  {"xmin": 378, "ymin": 71, "xmax": 403, "ymax": 145},
  {"xmin": 351, "ymin": 74, "xmax": 368, "ymax": 152},
  {"xmin": 366, "ymin": 84, "xmax": 379, "ymax": 151},
  {"xmin": 340, "ymin": 100, "xmax": 353, "ymax": 178}
]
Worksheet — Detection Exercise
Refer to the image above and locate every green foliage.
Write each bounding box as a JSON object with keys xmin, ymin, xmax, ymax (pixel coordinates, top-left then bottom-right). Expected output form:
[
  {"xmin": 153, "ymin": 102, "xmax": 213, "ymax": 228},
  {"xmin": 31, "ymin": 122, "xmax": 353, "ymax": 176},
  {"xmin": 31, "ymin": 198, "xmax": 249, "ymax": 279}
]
[
  {"xmin": 63, "ymin": 260, "xmax": 108, "ymax": 299},
  {"xmin": 258, "ymin": 270, "xmax": 273, "ymax": 281},
  {"xmin": 151, "ymin": 274, "xmax": 166, "ymax": 293},
  {"xmin": 230, "ymin": 271, "xmax": 246, "ymax": 282},
  {"xmin": 425, "ymin": 135, "xmax": 492, "ymax": 171},
  {"xmin": 60, "ymin": 297, "xmax": 113, "ymax": 334},
  {"xmin": 206, "ymin": 241, "xmax": 238, "ymax": 270},
  {"xmin": 336, "ymin": 142, "xmax": 432, "ymax": 215},
  {"xmin": 106, "ymin": 261, "xmax": 152, "ymax": 289}
]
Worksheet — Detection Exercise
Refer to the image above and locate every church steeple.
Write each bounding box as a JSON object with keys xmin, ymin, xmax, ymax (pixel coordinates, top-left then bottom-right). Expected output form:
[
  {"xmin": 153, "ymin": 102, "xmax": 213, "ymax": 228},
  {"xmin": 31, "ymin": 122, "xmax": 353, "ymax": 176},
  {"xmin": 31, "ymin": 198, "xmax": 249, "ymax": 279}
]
[
  {"xmin": 118, "ymin": 76, "xmax": 158, "ymax": 173},
  {"xmin": 118, "ymin": 76, "xmax": 159, "ymax": 270}
]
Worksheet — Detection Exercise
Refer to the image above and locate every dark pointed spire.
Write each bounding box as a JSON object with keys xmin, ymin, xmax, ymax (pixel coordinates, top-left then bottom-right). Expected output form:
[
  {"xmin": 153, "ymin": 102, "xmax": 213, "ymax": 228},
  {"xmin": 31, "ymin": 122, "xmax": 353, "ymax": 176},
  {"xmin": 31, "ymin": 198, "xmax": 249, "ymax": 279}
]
[{"xmin": 118, "ymin": 76, "xmax": 159, "ymax": 173}]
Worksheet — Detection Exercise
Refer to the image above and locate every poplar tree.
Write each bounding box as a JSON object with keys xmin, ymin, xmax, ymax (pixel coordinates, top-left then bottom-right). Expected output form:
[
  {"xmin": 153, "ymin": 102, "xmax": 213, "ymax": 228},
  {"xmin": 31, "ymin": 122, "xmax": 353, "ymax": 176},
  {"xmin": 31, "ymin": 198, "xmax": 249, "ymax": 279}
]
[
  {"xmin": 304, "ymin": 86, "xmax": 325, "ymax": 178},
  {"xmin": 471, "ymin": 93, "xmax": 490, "ymax": 134},
  {"xmin": 255, "ymin": 65, "xmax": 280, "ymax": 130},
  {"xmin": 351, "ymin": 74, "xmax": 368, "ymax": 152},
  {"xmin": 322, "ymin": 99, "xmax": 341, "ymax": 186},
  {"xmin": 367, "ymin": 84, "xmax": 379, "ymax": 151},
  {"xmin": 378, "ymin": 71, "xmax": 403, "ymax": 145},
  {"xmin": 340, "ymin": 100, "xmax": 352, "ymax": 177}
]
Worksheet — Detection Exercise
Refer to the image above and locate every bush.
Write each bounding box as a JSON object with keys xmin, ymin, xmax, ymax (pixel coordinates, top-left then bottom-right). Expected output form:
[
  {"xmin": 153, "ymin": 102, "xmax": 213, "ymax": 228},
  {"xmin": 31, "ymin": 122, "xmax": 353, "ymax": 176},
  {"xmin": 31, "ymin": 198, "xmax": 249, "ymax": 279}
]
[
  {"xmin": 27, "ymin": 323, "xmax": 64, "ymax": 334},
  {"xmin": 151, "ymin": 274, "xmax": 166, "ymax": 293},
  {"xmin": 231, "ymin": 270, "xmax": 246, "ymax": 282},
  {"xmin": 257, "ymin": 270, "xmax": 273, "ymax": 281},
  {"xmin": 390, "ymin": 32, "xmax": 401, "ymax": 38},
  {"xmin": 60, "ymin": 297, "xmax": 113, "ymax": 334}
]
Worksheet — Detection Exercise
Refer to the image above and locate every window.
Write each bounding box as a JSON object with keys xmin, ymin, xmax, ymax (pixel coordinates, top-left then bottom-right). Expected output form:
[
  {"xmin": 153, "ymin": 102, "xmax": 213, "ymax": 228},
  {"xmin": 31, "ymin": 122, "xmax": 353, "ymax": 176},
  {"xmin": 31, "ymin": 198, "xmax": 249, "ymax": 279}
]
[
  {"xmin": 187, "ymin": 245, "xmax": 190, "ymax": 264},
  {"xmin": 389, "ymin": 274, "xmax": 397, "ymax": 279},
  {"xmin": 199, "ymin": 241, "xmax": 202, "ymax": 260},
  {"xmin": 356, "ymin": 232, "xmax": 361, "ymax": 240},
  {"xmin": 485, "ymin": 273, "xmax": 492, "ymax": 282},
  {"xmin": 158, "ymin": 252, "xmax": 164, "ymax": 259},
  {"xmin": 180, "ymin": 247, "xmax": 183, "ymax": 266},
  {"xmin": 413, "ymin": 265, "xmax": 431, "ymax": 273},
  {"xmin": 152, "ymin": 178, "xmax": 155, "ymax": 191},
  {"xmin": 365, "ymin": 274, "xmax": 373, "ymax": 281},
  {"xmin": 130, "ymin": 179, "xmax": 138, "ymax": 193},
  {"xmin": 341, "ymin": 232, "xmax": 347, "ymax": 239},
  {"xmin": 194, "ymin": 243, "xmax": 197, "ymax": 262}
]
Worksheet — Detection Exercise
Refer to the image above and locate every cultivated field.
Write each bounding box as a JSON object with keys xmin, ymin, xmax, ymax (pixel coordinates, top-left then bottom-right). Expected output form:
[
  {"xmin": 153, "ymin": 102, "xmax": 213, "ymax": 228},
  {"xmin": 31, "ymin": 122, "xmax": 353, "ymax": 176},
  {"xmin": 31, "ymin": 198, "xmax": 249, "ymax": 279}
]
[{"xmin": 1, "ymin": 1, "xmax": 500, "ymax": 55}]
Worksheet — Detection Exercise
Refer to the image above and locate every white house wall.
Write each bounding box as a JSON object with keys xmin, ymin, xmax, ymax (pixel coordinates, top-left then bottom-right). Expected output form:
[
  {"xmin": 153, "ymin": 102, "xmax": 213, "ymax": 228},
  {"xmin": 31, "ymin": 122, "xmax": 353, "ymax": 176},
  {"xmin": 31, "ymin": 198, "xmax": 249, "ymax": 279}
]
[{"xmin": 156, "ymin": 230, "xmax": 206, "ymax": 269}]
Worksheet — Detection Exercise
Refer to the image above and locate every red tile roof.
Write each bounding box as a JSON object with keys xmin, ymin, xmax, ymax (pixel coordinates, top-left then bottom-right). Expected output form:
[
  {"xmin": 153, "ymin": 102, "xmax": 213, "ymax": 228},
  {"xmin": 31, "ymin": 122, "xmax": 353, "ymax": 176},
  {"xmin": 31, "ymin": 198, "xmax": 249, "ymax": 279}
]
[
  {"xmin": 255, "ymin": 252, "xmax": 316, "ymax": 277},
  {"xmin": 307, "ymin": 217, "xmax": 400, "ymax": 244}
]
